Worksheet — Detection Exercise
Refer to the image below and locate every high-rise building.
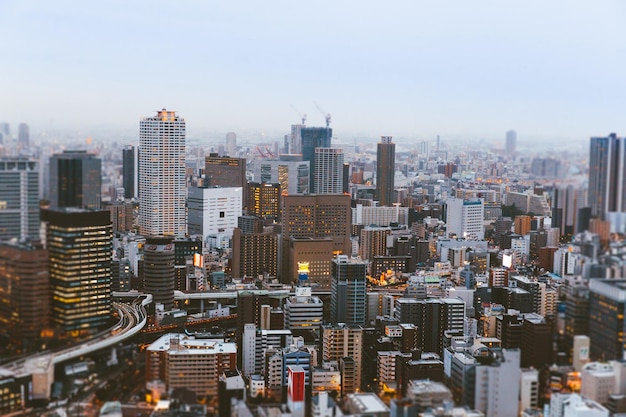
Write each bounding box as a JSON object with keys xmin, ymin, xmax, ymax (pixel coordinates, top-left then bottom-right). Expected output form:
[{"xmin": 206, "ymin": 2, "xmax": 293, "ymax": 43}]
[
  {"xmin": 231, "ymin": 228, "xmax": 278, "ymax": 279},
  {"xmin": 300, "ymin": 127, "xmax": 331, "ymax": 190},
  {"xmin": 0, "ymin": 159, "xmax": 39, "ymax": 241},
  {"xmin": 395, "ymin": 297, "xmax": 465, "ymax": 356},
  {"xmin": 359, "ymin": 226, "xmax": 391, "ymax": 261},
  {"xmin": 376, "ymin": 136, "xmax": 395, "ymax": 206},
  {"xmin": 17, "ymin": 123, "xmax": 29, "ymax": 148},
  {"xmin": 281, "ymin": 194, "xmax": 351, "ymax": 282},
  {"xmin": 0, "ymin": 241, "xmax": 49, "ymax": 345},
  {"xmin": 321, "ymin": 324, "xmax": 363, "ymax": 392},
  {"xmin": 247, "ymin": 182, "xmax": 281, "ymax": 220},
  {"xmin": 588, "ymin": 133, "xmax": 626, "ymax": 219},
  {"xmin": 46, "ymin": 209, "xmax": 112, "ymax": 335},
  {"xmin": 139, "ymin": 109, "xmax": 186, "ymax": 238},
  {"xmin": 188, "ymin": 186, "xmax": 243, "ymax": 238},
  {"xmin": 143, "ymin": 236, "xmax": 175, "ymax": 313},
  {"xmin": 226, "ymin": 132, "xmax": 237, "ymax": 157},
  {"xmin": 588, "ymin": 279, "xmax": 626, "ymax": 361},
  {"xmin": 445, "ymin": 198, "xmax": 485, "ymax": 240},
  {"xmin": 505, "ymin": 130, "xmax": 517, "ymax": 158},
  {"xmin": 254, "ymin": 155, "xmax": 310, "ymax": 195},
  {"xmin": 330, "ymin": 255, "xmax": 367, "ymax": 326},
  {"xmin": 49, "ymin": 150, "xmax": 101, "ymax": 210},
  {"xmin": 314, "ymin": 147, "xmax": 344, "ymax": 194},
  {"xmin": 204, "ymin": 154, "xmax": 246, "ymax": 188},
  {"xmin": 122, "ymin": 145, "xmax": 136, "ymax": 199}
]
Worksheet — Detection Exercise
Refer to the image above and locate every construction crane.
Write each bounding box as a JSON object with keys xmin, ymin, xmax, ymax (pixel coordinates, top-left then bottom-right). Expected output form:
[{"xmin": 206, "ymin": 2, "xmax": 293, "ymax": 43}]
[
  {"xmin": 290, "ymin": 104, "xmax": 307, "ymax": 125},
  {"xmin": 314, "ymin": 101, "xmax": 331, "ymax": 128}
]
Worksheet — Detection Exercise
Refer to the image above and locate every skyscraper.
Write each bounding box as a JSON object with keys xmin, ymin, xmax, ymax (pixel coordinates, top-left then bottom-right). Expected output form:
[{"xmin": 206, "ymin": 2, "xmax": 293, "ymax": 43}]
[
  {"xmin": 281, "ymin": 194, "xmax": 351, "ymax": 282},
  {"xmin": 226, "ymin": 132, "xmax": 237, "ymax": 156},
  {"xmin": 139, "ymin": 109, "xmax": 186, "ymax": 238},
  {"xmin": 254, "ymin": 155, "xmax": 310, "ymax": 195},
  {"xmin": 314, "ymin": 147, "xmax": 344, "ymax": 194},
  {"xmin": 0, "ymin": 159, "xmax": 39, "ymax": 241},
  {"xmin": 506, "ymin": 130, "xmax": 517, "ymax": 158},
  {"xmin": 376, "ymin": 136, "xmax": 395, "ymax": 206},
  {"xmin": 17, "ymin": 123, "xmax": 29, "ymax": 148},
  {"xmin": 330, "ymin": 255, "xmax": 367, "ymax": 326},
  {"xmin": 49, "ymin": 150, "xmax": 101, "ymax": 210},
  {"xmin": 46, "ymin": 209, "xmax": 112, "ymax": 335},
  {"xmin": 247, "ymin": 182, "xmax": 281, "ymax": 220},
  {"xmin": 204, "ymin": 154, "xmax": 247, "ymax": 188},
  {"xmin": 588, "ymin": 133, "xmax": 626, "ymax": 219},
  {"xmin": 300, "ymin": 127, "xmax": 331, "ymax": 191},
  {"xmin": 122, "ymin": 145, "xmax": 136, "ymax": 199}
]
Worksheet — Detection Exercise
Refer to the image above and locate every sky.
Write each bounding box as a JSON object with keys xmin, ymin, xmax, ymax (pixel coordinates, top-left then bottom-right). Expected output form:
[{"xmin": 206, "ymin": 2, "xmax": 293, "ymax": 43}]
[{"xmin": 1, "ymin": 1, "xmax": 625, "ymax": 143}]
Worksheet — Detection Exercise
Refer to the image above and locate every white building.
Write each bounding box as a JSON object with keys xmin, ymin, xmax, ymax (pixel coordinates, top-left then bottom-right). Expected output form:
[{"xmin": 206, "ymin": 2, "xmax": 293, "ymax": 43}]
[
  {"xmin": 445, "ymin": 198, "xmax": 485, "ymax": 240},
  {"xmin": 549, "ymin": 393, "xmax": 609, "ymax": 417},
  {"xmin": 352, "ymin": 204, "xmax": 410, "ymax": 227},
  {"xmin": 146, "ymin": 333, "xmax": 236, "ymax": 397},
  {"xmin": 187, "ymin": 186, "xmax": 242, "ymax": 238},
  {"xmin": 139, "ymin": 109, "xmax": 186, "ymax": 238},
  {"xmin": 314, "ymin": 147, "xmax": 344, "ymax": 194},
  {"xmin": 283, "ymin": 287, "xmax": 324, "ymax": 333},
  {"xmin": 520, "ymin": 368, "xmax": 540, "ymax": 413},
  {"xmin": 377, "ymin": 351, "xmax": 402, "ymax": 391},
  {"xmin": 581, "ymin": 362, "xmax": 617, "ymax": 405}
]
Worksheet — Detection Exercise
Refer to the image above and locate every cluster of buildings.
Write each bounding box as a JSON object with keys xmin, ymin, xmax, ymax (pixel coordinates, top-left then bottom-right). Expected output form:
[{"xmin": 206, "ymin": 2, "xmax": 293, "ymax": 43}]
[{"xmin": 2, "ymin": 115, "xmax": 626, "ymax": 416}]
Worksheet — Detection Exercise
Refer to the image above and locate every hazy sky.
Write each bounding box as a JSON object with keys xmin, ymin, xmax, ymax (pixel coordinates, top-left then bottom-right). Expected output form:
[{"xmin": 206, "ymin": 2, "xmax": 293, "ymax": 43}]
[{"xmin": 1, "ymin": 1, "xmax": 625, "ymax": 142}]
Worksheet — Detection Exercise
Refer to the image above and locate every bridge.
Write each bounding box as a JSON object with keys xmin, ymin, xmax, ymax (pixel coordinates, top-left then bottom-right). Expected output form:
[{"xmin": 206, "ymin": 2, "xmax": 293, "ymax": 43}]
[{"xmin": 0, "ymin": 294, "xmax": 152, "ymax": 400}]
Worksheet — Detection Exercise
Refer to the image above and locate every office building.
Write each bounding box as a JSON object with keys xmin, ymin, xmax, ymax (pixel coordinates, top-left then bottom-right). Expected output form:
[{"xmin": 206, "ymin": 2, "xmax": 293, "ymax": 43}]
[
  {"xmin": 204, "ymin": 154, "xmax": 246, "ymax": 188},
  {"xmin": 188, "ymin": 186, "xmax": 243, "ymax": 238},
  {"xmin": 0, "ymin": 159, "xmax": 39, "ymax": 241},
  {"xmin": 445, "ymin": 198, "xmax": 485, "ymax": 240},
  {"xmin": 301, "ymin": 126, "xmax": 331, "ymax": 188},
  {"xmin": 330, "ymin": 255, "xmax": 367, "ymax": 326},
  {"xmin": 514, "ymin": 215, "xmax": 532, "ymax": 235},
  {"xmin": 139, "ymin": 109, "xmax": 186, "ymax": 238},
  {"xmin": 247, "ymin": 182, "xmax": 281, "ymax": 220},
  {"xmin": 506, "ymin": 130, "xmax": 517, "ymax": 158},
  {"xmin": 122, "ymin": 145, "xmax": 136, "ymax": 199},
  {"xmin": 376, "ymin": 136, "xmax": 395, "ymax": 206},
  {"xmin": 288, "ymin": 237, "xmax": 334, "ymax": 287},
  {"xmin": 314, "ymin": 147, "xmax": 344, "ymax": 194},
  {"xmin": 588, "ymin": 279, "xmax": 626, "ymax": 360},
  {"xmin": 254, "ymin": 155, "xmax": 310, "ymax": 195},
  {"xmin": 144, "ymin": 236, "xmax": 175, "ymax": 313},
  {"xmin": 281, "ymin": 194, "xmax": 351, "ymax": 282},
  {"xmin": 49, "ymin": 150, "xmax": 101, "ymax": 210},
  {"xmin": 232, "ymin": 228, "xmax": 278, "ymax": 279},
  {"xmin": 146, "ymin": 333, "xmax": 237, "ymax": 398},
  {"xmin": 0, "ymin": 241, "xmax": 49, "ymax": 346},
  {"xmin": 283, "ymin": 285, "xmax": 324, "ymax": 333},
  {"xmin": 47, "ymin": 209, "xmax": 112, "ymax": 335},
  {"xmin": 104, "ymin": 200, "xmax": 134, "ymax": 232},
  {"xmin": 589, "ymin": 133, "xmax": 626, "ymax": 219}
]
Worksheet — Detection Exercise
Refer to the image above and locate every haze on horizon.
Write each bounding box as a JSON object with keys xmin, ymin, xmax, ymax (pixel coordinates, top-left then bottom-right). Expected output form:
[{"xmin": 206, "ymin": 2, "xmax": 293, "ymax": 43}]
[{"xmin": 1, "ymin": 0, "xmax": 625, "ymax": 143}]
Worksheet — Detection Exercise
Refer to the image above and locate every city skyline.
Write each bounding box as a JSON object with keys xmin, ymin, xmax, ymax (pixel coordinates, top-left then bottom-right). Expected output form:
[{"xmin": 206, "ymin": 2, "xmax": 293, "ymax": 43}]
[{"xmin": 1, "ymin": 1, "xmax": 626, "ymax": 142}]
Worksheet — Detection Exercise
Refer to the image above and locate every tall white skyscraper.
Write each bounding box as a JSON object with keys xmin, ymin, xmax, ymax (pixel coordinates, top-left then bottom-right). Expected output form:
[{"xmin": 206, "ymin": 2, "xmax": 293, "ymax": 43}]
[
  {"xmin": 314, "ymin": 147, "xmax": 344, "ymax": 194},
  {"xmin": 139, "ymin": 109, "xmax": 186, "ymax": 238}
]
